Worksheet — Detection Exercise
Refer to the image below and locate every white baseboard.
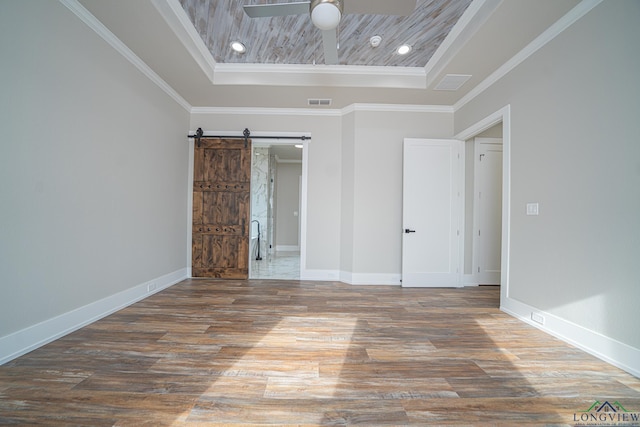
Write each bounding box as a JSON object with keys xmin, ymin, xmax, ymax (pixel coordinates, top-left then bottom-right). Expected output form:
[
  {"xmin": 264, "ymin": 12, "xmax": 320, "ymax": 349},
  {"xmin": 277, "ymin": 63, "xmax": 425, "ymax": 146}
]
[
  {"xmin": 339, "ymin": 271, "xmax": 353, "ymax": 284},
  {"xmin": 302, "ymin": 270, "xmax": 401, "ymax": 285},
  {"xmin": 300, "ymin": 269, "xmax": 340, "ymax": 281},
  {"xmin": 340, "ymin": 271, "xmax": 402, "ymax": 286},
  {"xmin": 0, "ymin": 268, "xmax": 188, "ymax": 365},
  {"xmin": 275, "ymin": 245, "xmax": 300, "ymax": 252},
  {"xmin": 501, "ymin": 296, "xmax": 640, "ymax": 378},
  {"xmin": 462, "ymin": 274, "xmax": 479, "ymax": 286}
]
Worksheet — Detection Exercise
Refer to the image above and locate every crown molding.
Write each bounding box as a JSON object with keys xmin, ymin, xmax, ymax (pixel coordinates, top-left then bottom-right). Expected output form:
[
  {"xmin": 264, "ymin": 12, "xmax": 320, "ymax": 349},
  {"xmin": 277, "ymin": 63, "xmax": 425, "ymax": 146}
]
[
  {"xmin": 213, "ymin": 63, "xmax": 427, "ymax": 89},
  {"xmin": 213, "ymin": 63, "xmax": 425, "ymax": 77},
  {"xmin": 454, "ymin": 0, "xmax": 604, "ymax": 112},
  {"xmin": 150, "ymin": 0, "xmax": 216, "ymax": 83},
  {"xmin": 59, "ymin": 0, "xmax": 192, "ymax": 112},
  {"xmin": 191, "ymin": 104, "xmax": 453, "ymax": 117},
  {"xmin": 342, "ymin": 103, "xmax": 454, "ymax": 115},
  {"xmin": 61, "ymin": 0, "xmax": 602, "ymax": 117},
  {"xmin": 191, "ymin": 106, "xmax": 342, "ymax": 117}
]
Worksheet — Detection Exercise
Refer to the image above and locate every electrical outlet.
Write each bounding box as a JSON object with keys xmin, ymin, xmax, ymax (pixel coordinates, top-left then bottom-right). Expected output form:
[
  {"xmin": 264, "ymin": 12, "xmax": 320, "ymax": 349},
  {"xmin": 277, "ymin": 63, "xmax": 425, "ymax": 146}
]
[
  {"xmin": 531, "ymin": 312, "xmax": 545, "ymax": 325},
  {"xmin": 147, "ymin": 282, "xmax": 157, "ymax": 293}
]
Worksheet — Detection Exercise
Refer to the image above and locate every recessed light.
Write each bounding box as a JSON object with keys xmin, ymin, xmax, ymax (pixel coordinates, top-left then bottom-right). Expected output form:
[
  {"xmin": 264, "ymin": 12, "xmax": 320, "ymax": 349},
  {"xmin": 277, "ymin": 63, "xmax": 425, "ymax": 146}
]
[
  {"xmin": 397, "ymin": 44, "xmax": 412, "ymax": 55},
  {"xmin": 231, "ymin": 41, "xmax": 246, "ymax": 53}
]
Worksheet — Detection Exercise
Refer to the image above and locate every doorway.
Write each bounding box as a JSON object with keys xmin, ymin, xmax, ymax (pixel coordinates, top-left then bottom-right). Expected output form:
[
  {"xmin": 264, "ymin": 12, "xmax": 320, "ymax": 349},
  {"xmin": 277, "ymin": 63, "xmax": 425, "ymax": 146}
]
[
  {"xmin": 462, "ymin": 122, "xmax": 504, "ymax": 287},
  {"xmin": 455, "ymin": 106, "xmax": 511, "ymax": 307},
  {"xmin": 250, "ymin": 143, "xmax": 303, "ymax": 280},
  {"xmin": 473, "ymin": 137, "xmax": 503, "ymax": 285}
]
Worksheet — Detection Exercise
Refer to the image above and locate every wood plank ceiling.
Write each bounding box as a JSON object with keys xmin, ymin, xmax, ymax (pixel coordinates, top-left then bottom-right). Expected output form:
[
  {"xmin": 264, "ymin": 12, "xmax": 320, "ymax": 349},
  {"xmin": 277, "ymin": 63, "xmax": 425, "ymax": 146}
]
[{"xmin": 178, "ymin": 0, "xmax": 473, "ymax": 66}]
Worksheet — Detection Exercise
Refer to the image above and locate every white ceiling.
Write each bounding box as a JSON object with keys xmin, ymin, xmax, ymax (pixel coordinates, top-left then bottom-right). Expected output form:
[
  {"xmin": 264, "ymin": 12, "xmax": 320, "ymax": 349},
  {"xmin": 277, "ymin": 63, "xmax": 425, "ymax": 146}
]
[{"xmin": 77, "ymin": 0, "xmax": 580, "ymax": 109}]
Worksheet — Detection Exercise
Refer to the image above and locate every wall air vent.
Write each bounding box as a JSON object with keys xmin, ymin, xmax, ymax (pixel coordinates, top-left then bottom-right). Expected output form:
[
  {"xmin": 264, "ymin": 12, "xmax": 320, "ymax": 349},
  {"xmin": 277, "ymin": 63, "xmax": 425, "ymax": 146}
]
[
  {"xmin": 308, "ymin": 98, "xmax": 332, "ymax": 106},
  {"xmin": 434, "ymin": 74, "xmax": 472, "ymax": 91}
]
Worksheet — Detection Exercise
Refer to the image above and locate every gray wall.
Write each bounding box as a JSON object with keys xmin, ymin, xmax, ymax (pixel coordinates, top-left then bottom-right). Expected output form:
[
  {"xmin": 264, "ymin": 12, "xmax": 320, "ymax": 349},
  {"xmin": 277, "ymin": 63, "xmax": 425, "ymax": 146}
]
[
  {"xmin": 456, "ymin": 1, "xmax": 640, "ymax": 349},
  {"xmin": 192, "ymin": 109, "xmax": 453, "ymax": 282},
  {"xmin": 340, "ymin": 112, "xmax": 356, "ymax": 276},
  {"xmin": 275, "ymin": 162, "xmax": 302, "ymax": 249},
  {"xmin": 0, "ymin": 1, "xmax": 189, "ymax": 338}
]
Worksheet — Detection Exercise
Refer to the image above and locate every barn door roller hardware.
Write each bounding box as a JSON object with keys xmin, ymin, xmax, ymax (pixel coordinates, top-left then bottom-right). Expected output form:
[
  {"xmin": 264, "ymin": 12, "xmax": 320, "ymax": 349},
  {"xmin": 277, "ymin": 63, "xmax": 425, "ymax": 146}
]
[
  {"xmin": 194, "ymin": 127, "xmax": 204, "ymax": 147},
  {"xmin": 188, "ymin": 128, "xmax": 311, "ymax": 148},
  {"xmin": 243, "ymin": 128, "xmax": 251, "ymax": 148}
]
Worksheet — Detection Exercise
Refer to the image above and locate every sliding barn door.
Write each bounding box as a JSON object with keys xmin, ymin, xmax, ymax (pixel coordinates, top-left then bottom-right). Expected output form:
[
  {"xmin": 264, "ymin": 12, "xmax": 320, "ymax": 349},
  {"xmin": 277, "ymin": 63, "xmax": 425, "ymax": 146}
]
[{"xmin": 192, "ymin": 138, "xmax": 251, "ymax": 279}]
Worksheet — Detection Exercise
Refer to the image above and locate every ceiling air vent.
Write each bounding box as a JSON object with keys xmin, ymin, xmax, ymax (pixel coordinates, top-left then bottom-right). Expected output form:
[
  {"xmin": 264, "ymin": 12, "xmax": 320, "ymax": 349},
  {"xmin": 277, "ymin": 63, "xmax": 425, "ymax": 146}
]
[
  {"xmin": 434, "ymin": 74, "xmax": 472, "ymax": 91},
  {"xmin": 308, "ymin": 98, "xmax": 332, "ymax": 106}
]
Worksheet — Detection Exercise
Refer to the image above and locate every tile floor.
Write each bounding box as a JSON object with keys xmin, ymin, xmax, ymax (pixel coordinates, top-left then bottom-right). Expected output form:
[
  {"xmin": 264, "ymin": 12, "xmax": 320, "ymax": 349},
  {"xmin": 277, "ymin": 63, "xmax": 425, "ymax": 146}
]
[
  {"xmin": 250, "ymin": 251, "xmax": 300, "ymax": 280},
  {"xmin": 4, "ymin": 283, "xmax": 639, "ymax": 425}
]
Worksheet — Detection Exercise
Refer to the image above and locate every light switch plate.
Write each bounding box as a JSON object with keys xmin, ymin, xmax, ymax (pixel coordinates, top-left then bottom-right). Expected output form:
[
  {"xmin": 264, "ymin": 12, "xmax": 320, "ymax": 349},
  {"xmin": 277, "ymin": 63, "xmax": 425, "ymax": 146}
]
[{"xmin": 526, "ymin": 203, "xmax": 539, "ymax": 216}]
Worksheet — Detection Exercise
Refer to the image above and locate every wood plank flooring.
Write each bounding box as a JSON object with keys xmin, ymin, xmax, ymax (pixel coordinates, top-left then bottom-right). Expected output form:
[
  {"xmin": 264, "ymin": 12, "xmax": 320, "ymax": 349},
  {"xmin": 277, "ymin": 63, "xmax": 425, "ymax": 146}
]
[{"xmin": 1, "ymin": 280, "xmax": 639, "ymax": 426}]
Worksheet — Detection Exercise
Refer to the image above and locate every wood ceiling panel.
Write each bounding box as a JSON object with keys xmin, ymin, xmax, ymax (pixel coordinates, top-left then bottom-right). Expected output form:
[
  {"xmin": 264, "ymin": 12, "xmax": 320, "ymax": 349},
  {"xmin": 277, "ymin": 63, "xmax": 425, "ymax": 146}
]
[{"xmin": 179, "ymin": 0, "xmax": 472, "ymax": 66}]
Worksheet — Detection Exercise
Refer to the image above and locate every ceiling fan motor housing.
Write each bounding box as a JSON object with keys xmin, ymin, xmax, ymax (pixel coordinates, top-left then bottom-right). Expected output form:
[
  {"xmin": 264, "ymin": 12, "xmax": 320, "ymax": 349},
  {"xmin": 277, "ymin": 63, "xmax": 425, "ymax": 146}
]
[{"xmin": 310, "ymin": 0, "xmax": 343, "ymax": 30}]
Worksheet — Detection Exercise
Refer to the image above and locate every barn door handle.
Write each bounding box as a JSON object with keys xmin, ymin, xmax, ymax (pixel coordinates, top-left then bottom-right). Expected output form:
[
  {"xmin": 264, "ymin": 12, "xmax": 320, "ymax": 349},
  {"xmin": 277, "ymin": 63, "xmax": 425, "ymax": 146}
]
[{"xmin": 405, "ymin": 229, "xmax": 416, "ymax": 234}]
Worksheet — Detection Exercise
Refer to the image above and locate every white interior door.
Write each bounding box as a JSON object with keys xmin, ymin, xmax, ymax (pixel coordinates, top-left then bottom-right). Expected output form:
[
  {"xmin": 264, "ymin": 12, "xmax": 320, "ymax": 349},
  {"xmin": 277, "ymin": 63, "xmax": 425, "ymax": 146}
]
[
  {"xmin": 474, "ymin": 139, "xmax": 503, "ymax": 284},
  {"xmin": 402, "ymin": 138, "xmax": 462, "ymax": 287}
]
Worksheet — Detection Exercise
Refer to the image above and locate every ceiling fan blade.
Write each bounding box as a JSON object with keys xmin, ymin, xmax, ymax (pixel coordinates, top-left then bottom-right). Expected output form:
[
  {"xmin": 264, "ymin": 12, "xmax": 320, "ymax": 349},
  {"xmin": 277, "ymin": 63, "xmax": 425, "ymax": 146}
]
[
  {"xmin": 343, "ymin": 0, "xmax": 417, "ymax": 16},
  {"xmin": 243, "ymin": 1, "xmax": 310, "ymax": 18},
  {"xmin": 321, "ymin": 29, "xmax": 339, "ymax": 65}
]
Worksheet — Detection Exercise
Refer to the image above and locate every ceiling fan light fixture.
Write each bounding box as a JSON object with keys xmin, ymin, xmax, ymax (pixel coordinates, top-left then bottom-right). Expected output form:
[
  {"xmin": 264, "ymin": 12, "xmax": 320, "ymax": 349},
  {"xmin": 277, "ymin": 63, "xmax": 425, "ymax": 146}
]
[
  {"xmin": 310, "ymin": 0, "xmax": 342, "ymax": 31},
  {"xmin": 397, "ymin": 44, "xmax": 412, "ymax": 55},
  {"xmin": 230, "ymin": 41, "xmax": 246, "ymax": 53}
]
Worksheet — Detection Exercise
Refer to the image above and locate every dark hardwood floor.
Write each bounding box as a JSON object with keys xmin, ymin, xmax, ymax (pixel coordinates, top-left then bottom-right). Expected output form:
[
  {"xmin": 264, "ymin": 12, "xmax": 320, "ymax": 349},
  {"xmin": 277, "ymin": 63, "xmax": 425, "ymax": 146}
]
[{"xmin": 1, "ymin": 280, "xmax": 639, "ymax": 426}]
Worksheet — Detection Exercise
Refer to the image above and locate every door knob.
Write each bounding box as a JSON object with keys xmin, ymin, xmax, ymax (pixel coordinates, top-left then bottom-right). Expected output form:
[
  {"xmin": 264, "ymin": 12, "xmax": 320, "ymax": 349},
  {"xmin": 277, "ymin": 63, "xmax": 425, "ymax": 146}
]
[{"xmin": 405, "ymin": 229, "xmax": 416, "ymax": 234}]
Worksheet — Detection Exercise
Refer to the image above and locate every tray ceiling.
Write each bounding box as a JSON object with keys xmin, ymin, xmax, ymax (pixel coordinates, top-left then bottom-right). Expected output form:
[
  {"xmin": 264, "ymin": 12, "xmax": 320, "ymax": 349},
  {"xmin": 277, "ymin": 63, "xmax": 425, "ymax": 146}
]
[
  {"xmin": 178, "ymin": 0, "xmax": 473, "ymax": 67},
  {"xmin": 75, "ymin": 0, "xmax": 583, "ymax": 108}
]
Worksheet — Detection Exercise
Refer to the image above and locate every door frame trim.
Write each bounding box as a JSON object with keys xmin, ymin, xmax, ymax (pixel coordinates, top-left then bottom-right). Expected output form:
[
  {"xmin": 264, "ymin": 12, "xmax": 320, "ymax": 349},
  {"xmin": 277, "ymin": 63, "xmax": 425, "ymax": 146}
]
[{"xmin": 187, "ymin": 136, "xmax": 194, "ymax": 278}]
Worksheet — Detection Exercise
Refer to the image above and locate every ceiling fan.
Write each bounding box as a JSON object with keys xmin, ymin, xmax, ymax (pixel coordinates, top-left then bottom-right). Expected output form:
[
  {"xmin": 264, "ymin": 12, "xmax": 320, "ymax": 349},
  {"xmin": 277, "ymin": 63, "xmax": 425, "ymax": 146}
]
[{"xmin": 243, "ymin": 0, "xmax": 418, "ymax": 65}]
